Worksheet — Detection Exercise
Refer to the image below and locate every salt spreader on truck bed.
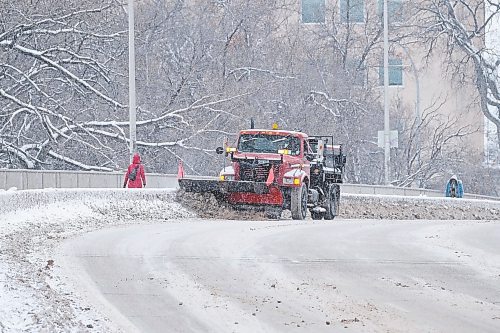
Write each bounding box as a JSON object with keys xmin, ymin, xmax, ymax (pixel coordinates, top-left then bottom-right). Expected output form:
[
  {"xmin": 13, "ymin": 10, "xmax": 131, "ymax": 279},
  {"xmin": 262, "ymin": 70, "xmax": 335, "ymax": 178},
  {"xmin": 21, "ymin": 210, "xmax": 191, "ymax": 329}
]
[{"xmin": 178, "ymin": 126, "xmax": 346, "ymax": 220}]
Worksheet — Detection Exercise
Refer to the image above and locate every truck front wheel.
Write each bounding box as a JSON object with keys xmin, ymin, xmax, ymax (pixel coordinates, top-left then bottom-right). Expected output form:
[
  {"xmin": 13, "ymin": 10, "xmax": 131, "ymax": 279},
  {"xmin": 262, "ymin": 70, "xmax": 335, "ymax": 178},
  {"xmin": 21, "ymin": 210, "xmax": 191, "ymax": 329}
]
[{"xmin": 291, "ymin": 183, "xmax": 308, "ymax": 220}]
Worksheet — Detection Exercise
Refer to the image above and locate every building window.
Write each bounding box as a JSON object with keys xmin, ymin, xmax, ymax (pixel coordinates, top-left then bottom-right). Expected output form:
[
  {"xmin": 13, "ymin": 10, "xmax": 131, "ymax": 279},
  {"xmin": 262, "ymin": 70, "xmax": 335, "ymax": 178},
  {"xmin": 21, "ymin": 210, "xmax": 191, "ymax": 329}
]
[
  {"xmin": 340, "ymin": 0, "xmax": 365, "ymax": 23},
  {"xmin": 302, "ymin": 0, "xmax": 326, "ymax": 24},
  {"xmin": 377, "ymin": 0, "xmax": 404, "ymax": 23},
  {"xmin": 379, "ymin": 58, "xmax": 403, "ymax": 86}
]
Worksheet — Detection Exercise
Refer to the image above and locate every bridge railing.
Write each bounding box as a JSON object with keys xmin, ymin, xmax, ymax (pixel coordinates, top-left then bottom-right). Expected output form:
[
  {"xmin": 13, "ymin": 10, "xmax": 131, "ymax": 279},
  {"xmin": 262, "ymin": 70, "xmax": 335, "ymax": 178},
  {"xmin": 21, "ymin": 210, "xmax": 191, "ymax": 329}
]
[{"xmin": 0, "ymin": 169, "xmax": 178, "ymax": 190}]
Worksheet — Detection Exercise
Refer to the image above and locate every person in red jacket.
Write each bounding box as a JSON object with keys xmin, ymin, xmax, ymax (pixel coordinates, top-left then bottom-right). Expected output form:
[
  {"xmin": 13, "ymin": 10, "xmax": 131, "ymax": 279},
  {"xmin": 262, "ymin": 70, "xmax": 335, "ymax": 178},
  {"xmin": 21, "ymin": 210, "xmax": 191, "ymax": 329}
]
[{"xmin": 123, "ymin": 153, "xmax": 146, "ymax": 188}]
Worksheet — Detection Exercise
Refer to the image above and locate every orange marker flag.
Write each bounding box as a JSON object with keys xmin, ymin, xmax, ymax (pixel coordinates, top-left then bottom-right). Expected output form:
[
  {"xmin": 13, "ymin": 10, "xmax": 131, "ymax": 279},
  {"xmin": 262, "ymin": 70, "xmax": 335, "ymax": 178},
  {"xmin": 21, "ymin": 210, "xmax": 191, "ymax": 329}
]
[
  {"xmin": 266, "ymin": 167, "xmax": 274, "ymax": 186},
  {"xmin": 177, "ymin": 160, "xmax": 185, "ymax": 179}
]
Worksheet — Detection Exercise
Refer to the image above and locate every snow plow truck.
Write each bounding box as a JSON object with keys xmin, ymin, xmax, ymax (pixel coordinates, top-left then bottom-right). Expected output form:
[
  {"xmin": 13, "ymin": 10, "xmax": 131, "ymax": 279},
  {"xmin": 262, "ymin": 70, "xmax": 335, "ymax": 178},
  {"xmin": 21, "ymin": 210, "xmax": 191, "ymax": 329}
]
[{"xmin": 178, "ymin": 125, "xmax": 346, "ymax": 220}]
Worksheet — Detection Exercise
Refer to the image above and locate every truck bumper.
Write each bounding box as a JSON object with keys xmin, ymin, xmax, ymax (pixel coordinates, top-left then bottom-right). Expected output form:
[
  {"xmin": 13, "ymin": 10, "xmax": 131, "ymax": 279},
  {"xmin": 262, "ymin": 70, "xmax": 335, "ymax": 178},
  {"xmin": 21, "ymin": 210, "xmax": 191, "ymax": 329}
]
[{"xmin": 227, "ymin": 185, "xmax": 283, "ymax": 206}]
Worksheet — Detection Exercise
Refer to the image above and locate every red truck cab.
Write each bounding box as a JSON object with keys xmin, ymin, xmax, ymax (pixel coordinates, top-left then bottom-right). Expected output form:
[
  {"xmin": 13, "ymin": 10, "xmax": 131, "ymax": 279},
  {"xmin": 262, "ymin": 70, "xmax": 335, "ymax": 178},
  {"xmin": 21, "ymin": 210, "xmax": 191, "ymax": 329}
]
[{"xmin": 221, "ymin": 129, "xmax": 311, "ymax": 187}]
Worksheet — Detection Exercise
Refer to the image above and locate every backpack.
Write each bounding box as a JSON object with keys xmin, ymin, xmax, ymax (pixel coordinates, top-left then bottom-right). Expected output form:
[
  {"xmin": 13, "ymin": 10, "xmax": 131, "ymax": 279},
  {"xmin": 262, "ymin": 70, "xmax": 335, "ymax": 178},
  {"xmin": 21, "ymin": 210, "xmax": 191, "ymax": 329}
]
[{"xmin": 129, "ymin": 165, "xmax": 140, "ymax": 181}]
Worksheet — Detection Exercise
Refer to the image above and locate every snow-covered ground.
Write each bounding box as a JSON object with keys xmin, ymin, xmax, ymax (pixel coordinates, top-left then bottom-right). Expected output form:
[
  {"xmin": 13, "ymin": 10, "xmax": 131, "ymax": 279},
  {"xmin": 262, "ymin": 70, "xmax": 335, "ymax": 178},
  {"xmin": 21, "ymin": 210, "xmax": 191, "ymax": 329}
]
[
  {"xmin": 0, "ymin": 188, "xmax": 193, "ymax": 332},
  {"xmin": 0, "ymin": 188, "xmax": 499, "ymax": 332}
]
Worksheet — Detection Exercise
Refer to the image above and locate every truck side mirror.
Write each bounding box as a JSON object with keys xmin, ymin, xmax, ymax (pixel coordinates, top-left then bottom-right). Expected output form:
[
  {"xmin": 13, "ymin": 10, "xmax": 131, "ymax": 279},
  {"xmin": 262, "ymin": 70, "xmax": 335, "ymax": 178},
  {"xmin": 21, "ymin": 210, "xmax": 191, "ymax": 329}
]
[
  {"xmin": 305, "ymin": 154, "xmax": 315, "ymax": 161},
  {"xmin": 216, "ymin": 147, "xmax": 224, "ymax": 155},
  {"xmin": 342, "ymin": 155, "xmax": 347, "ymax": 164}
]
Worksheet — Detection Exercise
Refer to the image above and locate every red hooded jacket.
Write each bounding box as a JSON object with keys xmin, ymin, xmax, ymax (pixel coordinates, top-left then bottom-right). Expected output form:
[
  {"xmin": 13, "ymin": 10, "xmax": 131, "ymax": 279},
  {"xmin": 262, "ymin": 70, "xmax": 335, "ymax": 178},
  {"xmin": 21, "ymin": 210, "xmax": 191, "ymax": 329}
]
[{"xmin": 124, "ymin": 153, "xmax": 146, "ymax": 188}]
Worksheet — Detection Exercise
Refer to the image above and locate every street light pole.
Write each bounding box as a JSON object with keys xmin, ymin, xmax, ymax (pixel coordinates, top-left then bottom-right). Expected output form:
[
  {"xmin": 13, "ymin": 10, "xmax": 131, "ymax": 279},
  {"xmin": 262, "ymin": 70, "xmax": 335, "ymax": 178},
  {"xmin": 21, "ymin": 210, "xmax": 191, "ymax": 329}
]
[
  {"xmin": 128, "ymin": 0, "xmax": 137, "ymax": 162},
  {"xmin": 383, "ymin": 0, "xmax": 390, "ymax": 184}
]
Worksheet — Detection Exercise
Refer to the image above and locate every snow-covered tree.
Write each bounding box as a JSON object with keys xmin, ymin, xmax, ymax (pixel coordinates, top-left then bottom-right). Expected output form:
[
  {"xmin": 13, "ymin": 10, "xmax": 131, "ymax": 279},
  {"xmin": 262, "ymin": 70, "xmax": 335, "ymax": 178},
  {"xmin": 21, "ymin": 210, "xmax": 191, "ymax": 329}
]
[
  {"xmin": 1, "ymin": 0, "xmax": 494, "ymax": 193},
  {"xmin": 0, "ymin": 0, "xmax": 127, "ymax": 170},
  {"xmin": 392, "ymin": 98, "xmax": 477, "ymax": 187},
  {"xmin": 0, "ymin": 0, "xmax": 246, "ymax": 171},
  {"xmin": 413, "ymin": 0, "xmax": 500, "ymax": 151}
]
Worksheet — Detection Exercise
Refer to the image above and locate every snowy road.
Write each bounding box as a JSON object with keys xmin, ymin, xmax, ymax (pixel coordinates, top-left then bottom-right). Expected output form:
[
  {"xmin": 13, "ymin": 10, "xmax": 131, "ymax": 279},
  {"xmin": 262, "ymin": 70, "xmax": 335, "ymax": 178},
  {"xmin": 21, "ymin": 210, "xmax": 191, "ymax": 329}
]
[{"xmin": 58, "ymin": 219, "xmax": 500, "ymax": 333}]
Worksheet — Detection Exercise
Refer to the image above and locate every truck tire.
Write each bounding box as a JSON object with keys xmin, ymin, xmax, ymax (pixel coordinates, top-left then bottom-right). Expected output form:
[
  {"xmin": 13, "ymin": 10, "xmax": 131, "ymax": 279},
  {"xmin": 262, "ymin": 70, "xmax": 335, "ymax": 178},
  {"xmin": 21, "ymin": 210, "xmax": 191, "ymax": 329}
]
[
  {"xmin": 324, "ymin": 184, "xmax": 339, "ymax": 220},
  {"xmin": 291, "ymin": 183, "xmax": 308, "ymax": 220}
]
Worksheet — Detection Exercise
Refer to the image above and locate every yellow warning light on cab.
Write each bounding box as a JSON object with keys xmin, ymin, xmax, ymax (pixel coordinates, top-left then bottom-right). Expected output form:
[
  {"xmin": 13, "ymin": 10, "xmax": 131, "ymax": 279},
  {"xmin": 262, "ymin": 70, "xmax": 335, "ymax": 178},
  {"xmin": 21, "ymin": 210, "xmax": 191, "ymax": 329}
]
[
  {"xmin": 272, "ymin": 123, "xmax": 279, "ymax": 130},
  {"xmin": 226, "ymin": 147, "xmax": 236, "ymax": 153},
  {"xmin": 278, "ymin": 149, "xmax": 290, "ymax": 155},
  {"xmin": 293, "ymin": 178, "xmax": 300, "ymax": 185}
]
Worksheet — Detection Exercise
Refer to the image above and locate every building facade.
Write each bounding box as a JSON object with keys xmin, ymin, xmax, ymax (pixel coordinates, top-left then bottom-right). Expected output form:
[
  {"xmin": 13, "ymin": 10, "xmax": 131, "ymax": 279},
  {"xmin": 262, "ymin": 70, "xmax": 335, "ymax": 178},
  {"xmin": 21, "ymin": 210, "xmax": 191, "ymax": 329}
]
[{"xmin": 297, "ymin": 0, "xmax": 485, "ymax": 157}]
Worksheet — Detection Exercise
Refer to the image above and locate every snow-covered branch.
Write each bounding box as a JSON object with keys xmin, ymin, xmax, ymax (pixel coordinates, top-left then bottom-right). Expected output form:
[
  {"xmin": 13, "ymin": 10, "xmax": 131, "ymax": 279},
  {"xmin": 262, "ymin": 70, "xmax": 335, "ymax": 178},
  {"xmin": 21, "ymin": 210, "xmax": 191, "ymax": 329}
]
[
  {"xmin": 47, "ymin": 150, "xmax": 113, "ymax": 171},
  {"xmin": 415, "ymin": 0, "xmax": 500, "ymax": 150}
]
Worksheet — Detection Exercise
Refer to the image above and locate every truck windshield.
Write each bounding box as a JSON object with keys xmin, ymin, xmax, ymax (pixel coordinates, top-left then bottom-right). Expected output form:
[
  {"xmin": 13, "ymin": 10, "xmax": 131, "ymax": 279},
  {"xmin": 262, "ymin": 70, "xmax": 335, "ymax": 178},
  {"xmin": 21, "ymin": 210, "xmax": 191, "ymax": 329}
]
[{"xmin": 237, "ymin": 134, "xmax": 301, "ymax": 156}]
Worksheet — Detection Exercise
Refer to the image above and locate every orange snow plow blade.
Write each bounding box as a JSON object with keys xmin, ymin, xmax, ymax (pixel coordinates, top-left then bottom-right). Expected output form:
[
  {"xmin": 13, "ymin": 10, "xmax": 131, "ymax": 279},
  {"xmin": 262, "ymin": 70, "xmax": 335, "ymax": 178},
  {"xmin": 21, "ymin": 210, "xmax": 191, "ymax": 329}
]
[
  {"xmin": 179, "ymin": 177, "xmax": 269, "ymax": 195},
  {"xmin": 178, "ymin": 177, "xmax": 283, "ymax": 206},
  {"xmin": 177, "ymin": 160, "xmax": 283, "ymax": 206}
]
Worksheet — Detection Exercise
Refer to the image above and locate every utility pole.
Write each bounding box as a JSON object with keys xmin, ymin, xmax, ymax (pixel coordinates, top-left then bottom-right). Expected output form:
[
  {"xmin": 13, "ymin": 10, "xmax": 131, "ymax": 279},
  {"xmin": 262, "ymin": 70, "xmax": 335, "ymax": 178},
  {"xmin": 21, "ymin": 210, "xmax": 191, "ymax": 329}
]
[
  {"xmin": 128, "ymin": 0, "xmax": 137, "ymax": 162},
  {"xmin": 383, "ymin": 0, "xmax": 390, "ymax": 185}
]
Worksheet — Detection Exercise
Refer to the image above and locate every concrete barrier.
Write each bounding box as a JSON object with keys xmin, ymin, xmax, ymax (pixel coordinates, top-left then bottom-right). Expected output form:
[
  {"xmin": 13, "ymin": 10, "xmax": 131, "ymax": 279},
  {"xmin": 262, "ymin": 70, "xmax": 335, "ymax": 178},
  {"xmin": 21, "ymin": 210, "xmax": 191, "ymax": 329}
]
[
  {"xmin": 339, "ymin": 183, "xmax": 498, "ymax": 201},
  {"xmin": 0, "ymin": 169, "xmax": 498, "ymax": 201},
  {"xmin": 0, "ymin": 169, "xmax": 178, "ymax": 190},
  {"xmin": 340, "ymin": 184, "xmax": 442, "ymax": 197}
]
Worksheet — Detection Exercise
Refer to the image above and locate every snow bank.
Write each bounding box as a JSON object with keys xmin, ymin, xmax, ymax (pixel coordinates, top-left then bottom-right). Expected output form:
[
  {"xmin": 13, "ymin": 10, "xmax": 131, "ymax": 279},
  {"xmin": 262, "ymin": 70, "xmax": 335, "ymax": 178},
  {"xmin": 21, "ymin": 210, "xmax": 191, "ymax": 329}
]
[
  {"xmin": 341, "ymin": 194, "xmax": 500, "ymax": 220},
  {"xmin": 0, "ymin": 187, "xmax": 184, "ymax": 215},
  {"xmin": 0, "ymin": 188, "xmax": 194, "ymax": 332},
  {"xmin": 177, "ymin": 190, "xmax": 500, "ymax": 220}
]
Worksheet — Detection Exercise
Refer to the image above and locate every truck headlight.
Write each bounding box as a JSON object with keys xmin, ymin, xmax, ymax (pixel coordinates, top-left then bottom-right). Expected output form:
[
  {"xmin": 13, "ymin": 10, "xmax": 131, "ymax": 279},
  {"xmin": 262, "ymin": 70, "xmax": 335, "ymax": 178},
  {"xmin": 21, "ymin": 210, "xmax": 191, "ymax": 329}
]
[
  {"xmin": 283, "ymin": 177, "xmax": 300, "ymax": 185},
  {"xmin": 220, "ymin": 175, "xmax": 235, "ymax": 181}
]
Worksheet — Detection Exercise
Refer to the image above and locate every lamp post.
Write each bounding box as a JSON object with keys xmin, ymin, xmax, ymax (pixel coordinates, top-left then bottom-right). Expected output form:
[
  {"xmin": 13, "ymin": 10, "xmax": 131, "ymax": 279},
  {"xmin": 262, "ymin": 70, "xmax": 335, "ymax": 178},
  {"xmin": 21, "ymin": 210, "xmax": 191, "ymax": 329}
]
[
  {"xmin": 383, "ymin": 0, "xmax": 390, "ymax": 185},
  {"xmin": 128, "ymin": 0, "xmax": 137, "ymax": 162}
]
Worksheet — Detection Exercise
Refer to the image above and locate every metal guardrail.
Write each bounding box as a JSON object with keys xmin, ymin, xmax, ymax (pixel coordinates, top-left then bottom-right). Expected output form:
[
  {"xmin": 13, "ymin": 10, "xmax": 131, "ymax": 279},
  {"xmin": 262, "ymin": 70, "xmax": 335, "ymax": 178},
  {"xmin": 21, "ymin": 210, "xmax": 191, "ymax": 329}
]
[{"xmin": 1, "ymin": 169, "xmax": 498, "ymax": 201}]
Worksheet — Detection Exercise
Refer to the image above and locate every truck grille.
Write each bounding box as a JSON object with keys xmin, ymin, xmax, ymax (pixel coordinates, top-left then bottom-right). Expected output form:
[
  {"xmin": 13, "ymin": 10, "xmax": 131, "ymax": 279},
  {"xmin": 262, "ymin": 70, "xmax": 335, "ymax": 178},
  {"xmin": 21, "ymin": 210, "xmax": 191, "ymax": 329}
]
[{"xmin": 239, "ymin": 163, "xmax": 280, "ymax": 182}]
